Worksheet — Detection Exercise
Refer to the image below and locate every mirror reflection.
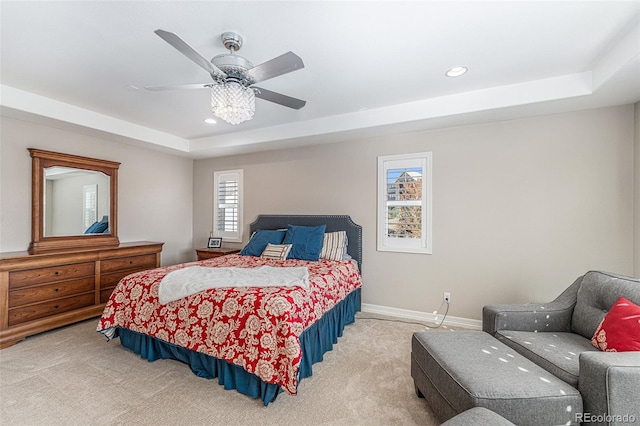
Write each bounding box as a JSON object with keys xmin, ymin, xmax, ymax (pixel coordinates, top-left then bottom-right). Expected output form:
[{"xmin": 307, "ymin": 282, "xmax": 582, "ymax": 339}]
[{"xmin": 44, "ymin": 166, "xmax": 111, "ymax": 237}]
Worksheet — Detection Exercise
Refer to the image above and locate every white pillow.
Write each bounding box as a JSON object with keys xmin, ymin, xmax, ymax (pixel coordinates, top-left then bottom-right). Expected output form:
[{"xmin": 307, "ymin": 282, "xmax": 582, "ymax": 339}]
[
  {"xmin": 260, "ymin": 243, "xmax": 293, "ymax": 260},
  {"xmin": 320, "ymin": 231, "xmax": 347, "ymax": 261}
]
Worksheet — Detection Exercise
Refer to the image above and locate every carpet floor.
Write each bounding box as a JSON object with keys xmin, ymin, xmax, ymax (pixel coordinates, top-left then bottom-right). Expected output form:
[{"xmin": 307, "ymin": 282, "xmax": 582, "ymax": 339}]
[{"xmin": 0, "ymin": 313, "xmax": 455, "ymax": 425}]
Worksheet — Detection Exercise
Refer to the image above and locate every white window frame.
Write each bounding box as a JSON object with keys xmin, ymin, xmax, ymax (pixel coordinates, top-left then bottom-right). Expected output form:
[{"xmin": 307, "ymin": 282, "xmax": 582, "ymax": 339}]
[
  {"xmin": 83, "ymin": 184, "xmax": 98, "ymax": 229},
  {"xmin": 377, "ymin": 152, "xmax": 432, "ymax": 254},
  {"xmin": 213, "ymin": 169, "xmax": 243, "ymax": 243}
]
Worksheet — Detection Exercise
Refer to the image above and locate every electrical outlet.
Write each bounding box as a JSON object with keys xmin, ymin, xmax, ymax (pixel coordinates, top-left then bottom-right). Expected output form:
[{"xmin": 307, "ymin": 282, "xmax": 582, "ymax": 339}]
[{"xmin": 443, "ymin": 292, "xmax": 451, "ymax": 303}]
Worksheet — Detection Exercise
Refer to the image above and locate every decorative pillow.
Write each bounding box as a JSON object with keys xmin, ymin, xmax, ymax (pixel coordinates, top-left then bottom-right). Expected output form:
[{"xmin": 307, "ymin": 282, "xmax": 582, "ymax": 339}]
[
  {"xmin": 260, "ymin": 243, "xmax": 293, "ymax": 260},
  {"xmin": 84, "ymin": 221, "xmax": 108, "ymax": 234},
  {"xmin": 240, "ymin": 229, "xmax": 286, "ymax": 257},
  {"xmin": 282, "ymin": 224, "xmax": 327, "ymax": 261},
  {"xmin": 320, "ymin": 231, "xmax": 348, "ymax": 261},
  {"xmin": 591, "ymin": 297, "xmax": 640, "ymax": 352}
]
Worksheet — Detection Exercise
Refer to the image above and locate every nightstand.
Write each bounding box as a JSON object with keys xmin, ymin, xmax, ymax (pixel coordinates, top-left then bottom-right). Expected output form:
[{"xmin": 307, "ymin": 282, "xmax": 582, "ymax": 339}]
[{"xmin": 196, "ymin": 248, "xmax": 241, "ymax": 261}]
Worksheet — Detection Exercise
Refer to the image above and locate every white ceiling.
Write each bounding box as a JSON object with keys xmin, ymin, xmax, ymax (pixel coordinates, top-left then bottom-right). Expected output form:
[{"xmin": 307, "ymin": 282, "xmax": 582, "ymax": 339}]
[{"xmin": 1, "ymin": 1, "xmax": 639, "ymax": 159}]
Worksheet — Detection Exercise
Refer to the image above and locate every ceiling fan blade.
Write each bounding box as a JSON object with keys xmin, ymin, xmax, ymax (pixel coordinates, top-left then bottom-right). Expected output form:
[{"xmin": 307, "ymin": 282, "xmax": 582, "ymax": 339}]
[
  {"xmin": 144, "ymin": 83, "xmax": 211, "ymax": 91},
  {"xmin": 154, "ymin": 29, "xmax": 226, "ymax": 78},
  {"xmin": 253, "ymin": 87, "xmax": 306, "ymax": 109},
  {"xmin": 246, "ymin": 52, "xmax": 304, "ymax": 84}
]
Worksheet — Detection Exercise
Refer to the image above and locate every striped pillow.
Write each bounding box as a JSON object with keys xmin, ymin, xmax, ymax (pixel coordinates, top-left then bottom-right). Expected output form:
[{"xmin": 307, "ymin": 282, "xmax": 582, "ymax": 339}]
[
  {"xmin": 260, "ymin": 243, "xmax": 293, "ymax": 260},
  {"xmin": 320, "ymin": 231, "xmax": 348, "ymax": 261}
]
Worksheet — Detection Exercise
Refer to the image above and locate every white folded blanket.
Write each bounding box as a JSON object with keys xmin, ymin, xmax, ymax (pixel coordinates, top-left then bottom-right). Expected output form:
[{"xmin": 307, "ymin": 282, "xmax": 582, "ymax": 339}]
[{"xmin": 158, "ymin": 265, "xmax": 309, "ymax": 304}]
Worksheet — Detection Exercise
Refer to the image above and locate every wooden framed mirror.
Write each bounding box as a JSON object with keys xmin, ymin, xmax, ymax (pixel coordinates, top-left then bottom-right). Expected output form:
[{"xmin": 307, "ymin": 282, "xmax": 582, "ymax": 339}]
[{"xmin": 28, "ymin": 148, "xmax": 120, "ymax": 253}]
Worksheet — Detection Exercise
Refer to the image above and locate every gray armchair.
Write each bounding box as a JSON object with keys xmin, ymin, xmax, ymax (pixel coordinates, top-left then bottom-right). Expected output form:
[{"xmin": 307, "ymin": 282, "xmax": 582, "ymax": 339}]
[{"xmin": 483, "ymin": 271, "xmax": 640, "ymax": 425}]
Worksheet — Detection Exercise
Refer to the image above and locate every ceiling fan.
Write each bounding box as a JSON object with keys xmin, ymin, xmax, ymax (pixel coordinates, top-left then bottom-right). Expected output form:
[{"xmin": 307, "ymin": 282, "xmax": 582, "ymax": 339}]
[{"xmin": 146, "ymin": 30, "xmax": 306, "ymax": 124}]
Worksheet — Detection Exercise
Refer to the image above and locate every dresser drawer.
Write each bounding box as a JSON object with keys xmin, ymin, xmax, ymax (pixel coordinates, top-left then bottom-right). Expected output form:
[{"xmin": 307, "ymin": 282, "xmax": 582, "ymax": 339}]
[
  {"xmin": 101, "ymin": 254, "xmax": 157, "ymax": 273},
  {"xmin": 9, "ymin": 262, "xmax": 94, "ymax": 289},
  {"xmin": 100, "ymin": 288, "xmax": 115, "ymax": 304},
  {"xmin": 8, "ymin": 293, "xmax": 95, "ymax": 326},
  {"xmin": 100, "ymin": 270, "xmax": 140, "ymax": 290},
  {"xmin": 9, "ymin": 278, "xmax": 95, "ymax": 308}
]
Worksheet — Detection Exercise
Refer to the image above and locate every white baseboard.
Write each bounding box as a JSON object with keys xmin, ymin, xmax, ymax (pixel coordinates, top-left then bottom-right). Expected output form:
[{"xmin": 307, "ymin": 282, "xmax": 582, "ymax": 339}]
[{"xmin": 361, "ymin": 303, "xmax": 482, "ymax": 330}]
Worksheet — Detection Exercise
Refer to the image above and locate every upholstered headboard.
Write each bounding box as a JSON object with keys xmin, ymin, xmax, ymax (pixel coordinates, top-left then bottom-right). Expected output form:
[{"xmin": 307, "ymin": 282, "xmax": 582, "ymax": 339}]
[{"xmin": 249, "ymin": 215, "xmax": 362, "ymax": 272}]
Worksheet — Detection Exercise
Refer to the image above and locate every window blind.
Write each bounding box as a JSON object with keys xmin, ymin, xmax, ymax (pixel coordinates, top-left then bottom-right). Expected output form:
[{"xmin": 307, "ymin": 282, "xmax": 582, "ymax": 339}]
[
  {"xmin": 83, "ymin": 184, "xmax": 97, "ymax": 229},
  {"xmin": 213, "ymin": 170, "xmax": 243, "ymax": 242}
]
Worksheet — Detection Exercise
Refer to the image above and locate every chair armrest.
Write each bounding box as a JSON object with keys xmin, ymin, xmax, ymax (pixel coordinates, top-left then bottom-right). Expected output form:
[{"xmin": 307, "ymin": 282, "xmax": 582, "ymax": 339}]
[
  {"xmin": 482, "ymin": 275, "xmax": 583, "ymax": 335},
  {"xmin": 578, "ymin": 351, "xmax": 640, "ymax": 425},
  {"xmin": 482, "ymin": 302, "xmax": 574, "ymax": 335}
]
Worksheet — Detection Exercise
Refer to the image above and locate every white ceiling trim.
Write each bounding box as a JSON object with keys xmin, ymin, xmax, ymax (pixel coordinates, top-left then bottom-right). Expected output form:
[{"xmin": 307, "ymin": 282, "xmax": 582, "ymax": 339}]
[
  {"xmin": 0, "ymin": 85, "xmax": 190, "ymax": 153},
  {"xmin": 190, "ymin": 72, "xmax": 592, "ymax": 154},
  {"xmin": 592, "ymin": 20, "xmax": 640, "ymax": 90},
  {"xmin": 2, "ymin": 71, "xmax": 592, "ymax": 159}
]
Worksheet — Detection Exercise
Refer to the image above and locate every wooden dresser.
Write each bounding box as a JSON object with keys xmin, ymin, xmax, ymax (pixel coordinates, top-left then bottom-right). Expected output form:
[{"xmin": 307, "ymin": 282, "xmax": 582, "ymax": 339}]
[{"xmin": 0, "ymin": 241, "xmax": 163, "ymax": 349}]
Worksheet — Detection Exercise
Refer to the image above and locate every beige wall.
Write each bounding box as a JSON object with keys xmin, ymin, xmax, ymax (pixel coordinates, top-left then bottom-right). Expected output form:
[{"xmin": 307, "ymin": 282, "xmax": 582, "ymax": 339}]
[
  {"xmin": 635, "ymin": 101, "xmax": 640, "ymax": 276},
  {"xmin": 0, "ymin": 116, "xmax": 194, "ymax": 266},
  {"xmin": 1, "ymin": 104, "xmax": 635, "ymax": 320},
  {"xmin": 194, "ymin": 105, "xmax": 635, "ymax": 320}
]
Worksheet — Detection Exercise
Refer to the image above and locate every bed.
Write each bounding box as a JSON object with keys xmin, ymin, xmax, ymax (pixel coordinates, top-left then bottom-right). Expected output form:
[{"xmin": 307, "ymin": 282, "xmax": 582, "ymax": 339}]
[{"xmin": 97, "ymin": 214, "xmax": 362, "ymax": 405}]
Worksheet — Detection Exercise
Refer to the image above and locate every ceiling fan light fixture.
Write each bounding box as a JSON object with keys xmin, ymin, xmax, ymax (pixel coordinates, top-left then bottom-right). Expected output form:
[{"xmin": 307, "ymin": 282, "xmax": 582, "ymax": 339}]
[
  {"xmin": 210, "ymin": 80, "xmax": 255, "ymax": 125},
  {"xmin": 151, "ymin": 29, "xmax": 305, "ymax": 123}
]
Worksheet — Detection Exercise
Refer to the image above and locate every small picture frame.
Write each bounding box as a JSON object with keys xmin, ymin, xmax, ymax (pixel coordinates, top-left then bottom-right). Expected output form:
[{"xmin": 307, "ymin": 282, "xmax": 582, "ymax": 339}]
[{"xmin": 207, "ymin": 237, "xmax": 222, "ymax": 249}]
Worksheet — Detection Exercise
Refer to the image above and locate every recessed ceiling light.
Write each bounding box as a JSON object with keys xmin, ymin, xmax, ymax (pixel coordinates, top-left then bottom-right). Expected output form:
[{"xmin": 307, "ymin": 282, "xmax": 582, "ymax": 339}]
[
  {"xmin": 204, "ymin": 118, "xmax": 217, "ymax": 124},
  {"xmin": 446, "ymin": 66, "xmax": 468, "ymax": 77}
]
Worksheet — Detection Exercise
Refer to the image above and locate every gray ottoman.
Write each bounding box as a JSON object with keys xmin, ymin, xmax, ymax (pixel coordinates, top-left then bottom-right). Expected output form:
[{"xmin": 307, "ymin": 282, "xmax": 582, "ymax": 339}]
[
  {"xmin": 441, "ymin": 407, "xmax": 515, "ymax": 426},
  {"xmin": 411, "ymin": 331, "xmax": 582, "ymax": 425}
]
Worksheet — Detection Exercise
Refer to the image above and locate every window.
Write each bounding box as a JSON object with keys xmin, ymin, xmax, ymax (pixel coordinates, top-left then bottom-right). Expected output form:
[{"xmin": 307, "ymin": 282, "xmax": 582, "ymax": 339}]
[
  {"xmin": 377, "ymin": 152, "xmax": 432, "ymax": 254},
  {"xmin": 83, "ymin": 184, "xmax": 97, "ymax": 229},
  {"xmin": 213, "ymin": 170, "xmax": 243, "ymax": 242}
]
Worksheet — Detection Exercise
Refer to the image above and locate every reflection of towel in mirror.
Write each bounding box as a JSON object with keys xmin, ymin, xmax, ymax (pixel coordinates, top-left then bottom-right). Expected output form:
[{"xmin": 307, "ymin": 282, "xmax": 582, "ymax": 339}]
[{"xmin": 158, "ymin": 265, "xmax": 309, "ymax": 304}]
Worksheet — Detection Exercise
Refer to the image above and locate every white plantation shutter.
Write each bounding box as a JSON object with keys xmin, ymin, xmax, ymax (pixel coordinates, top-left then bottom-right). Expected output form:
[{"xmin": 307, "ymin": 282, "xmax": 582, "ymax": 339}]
[
  {"xmin": 377, "ymin": 153, "xmax": 432, "ymax": 254},
  {"xmin": 83, "ymin": 184, "xmax": 98, "ymax": 229},
  {"xmin": 213, "ymin": 170, "xmax": 243, "ymax": 242}
]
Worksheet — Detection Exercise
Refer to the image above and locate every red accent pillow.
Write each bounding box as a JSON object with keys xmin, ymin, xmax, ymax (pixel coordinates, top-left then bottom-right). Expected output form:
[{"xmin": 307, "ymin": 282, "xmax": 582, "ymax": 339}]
[{"xmin": 591, "ymin": 297, "xmax": 640, "ymax": 352}]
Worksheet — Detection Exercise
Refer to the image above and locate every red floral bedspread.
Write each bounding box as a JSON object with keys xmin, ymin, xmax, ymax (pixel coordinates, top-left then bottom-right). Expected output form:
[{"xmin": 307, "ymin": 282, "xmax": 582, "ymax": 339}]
[{"xmin": 97, "ymin": 254, "xmax": 362, "ymax": 395}]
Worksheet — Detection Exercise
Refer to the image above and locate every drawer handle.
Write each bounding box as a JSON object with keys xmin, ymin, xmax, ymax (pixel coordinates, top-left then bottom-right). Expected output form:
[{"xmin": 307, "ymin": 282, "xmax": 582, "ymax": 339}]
[
  {"xmin": 54, "ymin": 271, "xmax": 60, "ymax": 275},
  {"xmin": 54, "ymin": 288, "xmax": 59, "ymax": 292},
  {"xmin": 54, "ymin": 305, "xmax": 59, "ymax": 309},
  {"xmin": 129, "ymin": 260, "xmax": 134, "ymax": 264}
]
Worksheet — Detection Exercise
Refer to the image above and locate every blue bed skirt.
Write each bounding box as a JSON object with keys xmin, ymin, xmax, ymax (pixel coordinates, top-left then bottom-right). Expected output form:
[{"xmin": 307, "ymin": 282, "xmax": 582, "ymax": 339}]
[{"xmin": 114, "ymin": 287, "xmax": 361, "ymax": 406}]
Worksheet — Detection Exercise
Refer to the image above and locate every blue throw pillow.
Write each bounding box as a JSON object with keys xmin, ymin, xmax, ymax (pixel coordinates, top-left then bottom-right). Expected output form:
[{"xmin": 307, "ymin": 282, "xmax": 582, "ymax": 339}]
[
  {"xmin": 283, "ymin": 224, "xmax": 326, "ymax": 261},
  {"xmin": 240, "ymin": 229, "xmax": 286, "ymax": 257},
  {"xmin": 84, "ymin": 221, "xmax": 108, "ymax": 234},
  {"xmin": 84, "ymin": 222, "xmax": 98, "ymax": 234}
]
